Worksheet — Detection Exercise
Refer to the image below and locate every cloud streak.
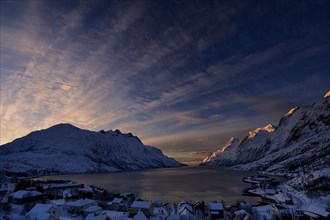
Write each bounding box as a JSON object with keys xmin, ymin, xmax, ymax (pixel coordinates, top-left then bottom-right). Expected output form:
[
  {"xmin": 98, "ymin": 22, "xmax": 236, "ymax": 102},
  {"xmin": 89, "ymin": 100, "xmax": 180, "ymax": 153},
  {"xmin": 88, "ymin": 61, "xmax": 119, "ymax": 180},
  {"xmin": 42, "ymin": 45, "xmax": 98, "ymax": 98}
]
[{"xmin": 1, "ymin": 0, "xmax": 329, "ymax": 164}]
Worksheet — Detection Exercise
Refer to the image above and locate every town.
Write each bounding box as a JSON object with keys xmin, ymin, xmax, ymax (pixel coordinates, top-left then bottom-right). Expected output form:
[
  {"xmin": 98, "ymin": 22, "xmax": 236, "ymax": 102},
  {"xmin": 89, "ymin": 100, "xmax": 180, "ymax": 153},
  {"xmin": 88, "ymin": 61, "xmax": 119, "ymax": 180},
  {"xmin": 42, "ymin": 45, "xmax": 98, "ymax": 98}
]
[{"xmin": 0, "ymin": 174, "xmax": 329, "ymax": 220}]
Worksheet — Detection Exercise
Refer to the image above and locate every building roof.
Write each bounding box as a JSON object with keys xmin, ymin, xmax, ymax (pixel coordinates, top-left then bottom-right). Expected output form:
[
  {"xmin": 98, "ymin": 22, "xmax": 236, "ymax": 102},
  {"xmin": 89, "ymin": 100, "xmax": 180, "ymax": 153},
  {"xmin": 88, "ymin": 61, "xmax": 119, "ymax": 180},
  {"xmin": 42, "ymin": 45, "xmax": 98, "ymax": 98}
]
[
  {"xmin": 208, "ymin": 202, "xmax": 224, "ymax": 211},
  {"xmin": 265, "ymin": 188, "xmax": 276, "ymax": 194},
  {"xmin": 84, "ymin": 205, "xmax": 102, "ymax": 213},
  {"xmin": 11, "ymin": 190, "xmax": 42, "ymax": 199},
  {"xmin": 66, "ymin": 198, "xmax": 96, "ymax": 207},
  {"xmin": 178, "ymin": 204, "xmax": 193, "ymax": 215},
  {"xmin": 44, "ymin": 183, "xmax": 82, "ymax": 190},
  {"xmin": 26, "ymin": 203, "xmax": 59, "ymax": 220},
  {"xmin": 86, "ymin": 211, "xmax": 130, "ymax": 220},
  {"xmin": 167, "ymin": 214, "xmax": 181, "ymax": 220},
  {"xmin": 303, "ymin": 205, "xmax": 330, "ymax": 218},
  {"xmin": 134, "ymin": 210, "xmax": 148, "ymax": 220},
  {"xmin": 113, "ymin": 197, "xmax": 123, "ymax": 203},
  {"xmin": 131, "ymin": 201, "xmax": 152, "ymax": 209}
]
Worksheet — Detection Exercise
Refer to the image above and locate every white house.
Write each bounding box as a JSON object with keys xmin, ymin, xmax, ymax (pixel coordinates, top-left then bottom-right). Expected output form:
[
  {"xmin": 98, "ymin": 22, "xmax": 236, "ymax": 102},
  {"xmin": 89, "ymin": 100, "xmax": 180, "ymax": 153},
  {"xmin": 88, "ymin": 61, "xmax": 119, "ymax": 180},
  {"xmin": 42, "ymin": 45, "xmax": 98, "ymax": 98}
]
[
  {"xmin": 107, "ymin": 197, "xmax": 126, "ymax": 210},
  {"xmin": 178, "ymin": 202, "xmax": 194, "ymax": 220},
  {"xmin": 129, "ymin": 201, "xmax": 153, "ymax": 217},
  {"xmin": 11, "ymin": 190, "xmax": 42, "ymax": 203},
  {"xmin": 83, "ymin": 205, "xmax": 103, "ymax": 216},
  {"xmin": 25, "ymin": 203, "xmax": 61, "ymax": 220},
  {"xmin": 66, "ymin": 198, "xmax": 97, "ymax": 214},
  {"xmin": 43, "ymin": 183, "xmax": 83, "ymax": 198},
  {"xmin": 208, "ymin": 202, "xmax": 224, "ymax": 219},
  {"xmin": 133, "ymin": 210, "xmax": 148, "ymax": 220}
]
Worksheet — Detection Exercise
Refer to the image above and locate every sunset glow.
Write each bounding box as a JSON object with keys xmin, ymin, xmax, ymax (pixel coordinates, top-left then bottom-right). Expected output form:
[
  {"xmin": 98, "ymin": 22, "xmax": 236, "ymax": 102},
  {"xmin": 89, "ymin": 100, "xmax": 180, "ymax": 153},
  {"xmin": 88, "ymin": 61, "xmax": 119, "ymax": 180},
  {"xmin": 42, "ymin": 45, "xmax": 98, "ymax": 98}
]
[{"xmin": 1, "ymin": 0, "xmax": 329, "ymax": 164}]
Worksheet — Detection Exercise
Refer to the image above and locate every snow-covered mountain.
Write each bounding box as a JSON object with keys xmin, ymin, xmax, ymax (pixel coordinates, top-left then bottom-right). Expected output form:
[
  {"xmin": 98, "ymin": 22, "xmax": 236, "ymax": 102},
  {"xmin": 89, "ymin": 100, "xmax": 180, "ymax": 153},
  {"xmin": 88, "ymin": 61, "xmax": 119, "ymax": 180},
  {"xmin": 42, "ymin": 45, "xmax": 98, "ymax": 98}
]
[
  {"xmin": 201, "ymin": 137, "xmax": 240, "ymax": 166},
  {"xmin": 0, "ymin": 124, "xmax": 183, "ymax": 174},
  {"xmin": 201, "ymin": 92, "xmax": 330, "ymax": 176}
]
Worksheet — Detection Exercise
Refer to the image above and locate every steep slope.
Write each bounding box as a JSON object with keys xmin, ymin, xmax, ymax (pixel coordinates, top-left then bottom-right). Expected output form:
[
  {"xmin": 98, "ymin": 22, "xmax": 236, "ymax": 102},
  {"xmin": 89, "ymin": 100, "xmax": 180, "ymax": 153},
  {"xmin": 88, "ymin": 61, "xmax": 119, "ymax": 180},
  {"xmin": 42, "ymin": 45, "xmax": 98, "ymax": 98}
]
[
  {"xmin": 0, "ymin": 124, "xmax": 183, "ymax": 174},
  {"xmin": 201, "ymin": 137, "xmax": 240, "ymax": 166},
  {"xmin": 201, "ymin": 93, "xmax": 330, "ymax": 175},
  {"xmin": 235, "ymin": 124, "xmax": 275, "ymax": 164},
  {"xmin": 200, "ymin": 124, "xmax": 275, "ymax": 167}
]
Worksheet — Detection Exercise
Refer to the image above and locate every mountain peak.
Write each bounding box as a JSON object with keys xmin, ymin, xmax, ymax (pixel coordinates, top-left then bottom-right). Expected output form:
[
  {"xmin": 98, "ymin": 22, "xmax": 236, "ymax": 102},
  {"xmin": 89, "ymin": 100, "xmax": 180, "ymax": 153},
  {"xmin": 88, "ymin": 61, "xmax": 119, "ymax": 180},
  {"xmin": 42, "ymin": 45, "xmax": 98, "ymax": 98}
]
[
  {"xmin": 285, "ymin": 107, "xmax": 298, "ymax": 116},
  {"xmin": 227, "ymin": 137, "xmax": 240, "ymax": 145},
  {"xmin": 49, "ymin": 123, "xmax": 79, "ymax": 129},
  {"xmin": 324, "ymin": 90, "xmax": 330, "ymax": 98},
  {"xmin": 44, "ymin": 123, "xmax": 81, "ymax": 135},
  {"xmin": 0, "ymin": 124, "xmax": 183, "ymax": 173},
  {"xmin": 248, "ymin": 124, "xmax": 275, "ymax": 139}
]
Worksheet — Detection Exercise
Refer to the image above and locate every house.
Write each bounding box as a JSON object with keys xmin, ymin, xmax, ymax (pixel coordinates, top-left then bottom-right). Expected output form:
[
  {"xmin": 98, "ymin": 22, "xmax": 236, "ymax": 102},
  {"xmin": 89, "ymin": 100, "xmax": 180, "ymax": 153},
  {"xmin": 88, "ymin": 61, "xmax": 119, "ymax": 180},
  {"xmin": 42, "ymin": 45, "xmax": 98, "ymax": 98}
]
[
  {"xmin": 10, "ymin": 190, "xmax": 43, "ymax": 203},
  {"xmin": 178, "ymin": 202, "xmax": 194, "ymax": 219},
  {"xmin": 83, "ymin": 205, "xmax": 103, "ymax": 216},
  {"xmin": 129, "ymin": 201, "xmax": 154, "ymax": 217},
  {"xmin": 233, "ymin": 209, "xmax": 252, "ymax": 220},
  {"xmin": 208, "ymin": 202, "xmax": 224, "ymax": 219},
  {"xmin": 25, "ymin": 203, "xmax": 61, "ymax": 220},
  {"xmin": 264, "ymin": 188, "xmax": 276, "ymax": 195},
  {"xmin": 299, "ymin": 205, "xmax": 330, "ymax": 220},
  {"xmin": 0, "ymin": 185, "xmax": 8, "ymax": 198},
  {"xmin": 166, "ymin": 214, "xmax": 181, "ymax": 220},
  {"xmin": 262, "ymin": 192, "xmax": 293, "ymax": 205},
  {"xmin": 133, "ymin": 210, "xmax": 148, "ymax": 220},
  {"xmin": 43, "ymin": 183, "xmax": 83, "ymax": 198},
  {"xmin": 66, "ymin": 198, "xmax": 97, "ymax": 214},
  {"xmin": 193, "ymin": 201, "xmax": 206, "ymax": 214},
  {"xmin": 107, "ymin": 197, "xmax": 126, "ymax": 210},
  {"xmin": 86, "ymin": 211, "xmax": 129, "ymax": 220},
  {"xmin": 271, "ymin": 204, "xmax": 291, "ymax": 219}
]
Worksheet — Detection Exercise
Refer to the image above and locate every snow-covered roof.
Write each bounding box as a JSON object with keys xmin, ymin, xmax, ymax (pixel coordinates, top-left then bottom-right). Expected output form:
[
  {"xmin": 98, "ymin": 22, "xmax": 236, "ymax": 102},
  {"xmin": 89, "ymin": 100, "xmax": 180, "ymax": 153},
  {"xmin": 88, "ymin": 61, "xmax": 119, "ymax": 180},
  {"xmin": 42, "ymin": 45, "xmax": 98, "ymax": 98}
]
[
  {"xmin": 44, "ymin": 183, "xmax": 82, "ymax": 189},
  {"xmin": 134, "ymin": 210, "xmax": 148, "ymax": 220},
  {"xmin": 265, "ymin": 188, "xmax": 276, "ymax": 194},
  {"xmin": 26, "ymin": 203, "xmax": 59, "ymax": 220},
  {"xmin": 131, "ymin": 201, "xmax": 152, "ymax": 209},
  {"xmin": 178, "ymin": 204, "xmax": 193, "ymax": 215},
  {"xmin": 303, "ymin": 205, "xmax": 330, "ymax": 217},
  {"xmin": 66, "ymin": 198, "xmax": 96, "ymax": 207},
  {"xmin": 167, "ymin": 214, "xmax": 181, "ymax": 220},
  {"xmin": 208, "ymin": 202, "xmax": 224, "ymax": 211},
  {"xmin": 113, "ymin": 197, "xmax": 123, "ymax": 203},
  {"xmin": 86, "ymin": 211, "xmax": 129, "ymax": 220},
  {"xmin": 85, "ymin": 213, "xmax": 109, "ymax": 220},
  {"xmin": 264, "ymin": 192, "xmax": 290, "ymax": 203},
  {"xmin": 84, "ymin": 205, "xmax": 102, "ymax": 213},
  {"xmin": 11, "ymin": 190, "xmax": 42, "ymax": 199}
]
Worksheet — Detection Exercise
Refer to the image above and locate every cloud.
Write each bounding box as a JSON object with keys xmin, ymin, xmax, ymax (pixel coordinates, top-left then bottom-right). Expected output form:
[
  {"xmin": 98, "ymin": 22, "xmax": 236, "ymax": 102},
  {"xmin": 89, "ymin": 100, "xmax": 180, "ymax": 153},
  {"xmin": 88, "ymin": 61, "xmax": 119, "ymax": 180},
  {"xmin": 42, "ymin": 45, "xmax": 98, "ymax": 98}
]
[
  {"xmin": 176, "ymin": 115, "xmax": 204, "ymax": 123},
  {"xmin": 1, "ymin": 0, "xmax": 329, "ymax": 168},
  {"xmin": 231, "ymin": 94, "xmax": 296, "ymax": 122}
]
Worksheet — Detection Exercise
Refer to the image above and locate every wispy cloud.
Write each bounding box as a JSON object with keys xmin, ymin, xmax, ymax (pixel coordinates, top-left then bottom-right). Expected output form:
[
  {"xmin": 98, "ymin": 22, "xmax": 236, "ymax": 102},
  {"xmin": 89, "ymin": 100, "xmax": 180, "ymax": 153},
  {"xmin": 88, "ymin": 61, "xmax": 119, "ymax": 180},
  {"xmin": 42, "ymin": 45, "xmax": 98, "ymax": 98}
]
[{"xmin": 1, "ymin": 0, "xmax": 329, "ymax": 164}]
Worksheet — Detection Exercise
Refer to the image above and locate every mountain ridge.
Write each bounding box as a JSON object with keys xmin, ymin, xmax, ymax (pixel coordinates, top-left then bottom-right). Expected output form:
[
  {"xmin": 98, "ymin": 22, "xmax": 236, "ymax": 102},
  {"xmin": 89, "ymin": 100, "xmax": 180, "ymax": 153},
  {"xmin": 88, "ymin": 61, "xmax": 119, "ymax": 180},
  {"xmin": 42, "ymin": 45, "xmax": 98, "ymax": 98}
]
[
  {"xmin": 0, "ymin": 124, "xmax": 184, "ymax": 174},
  {"xmin": 200, "ymin": 92, "xmax": 330, "ymax": 176}
]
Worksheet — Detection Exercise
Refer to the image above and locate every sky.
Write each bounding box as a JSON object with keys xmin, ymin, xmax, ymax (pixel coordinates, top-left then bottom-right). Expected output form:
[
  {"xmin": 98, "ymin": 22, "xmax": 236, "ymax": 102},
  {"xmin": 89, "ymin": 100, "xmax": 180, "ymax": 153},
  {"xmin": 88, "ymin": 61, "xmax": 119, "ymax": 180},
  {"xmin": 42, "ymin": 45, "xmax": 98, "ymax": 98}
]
[{"xmin": 1, "ymin": 0, "xmax": 329, "ymax": 165}]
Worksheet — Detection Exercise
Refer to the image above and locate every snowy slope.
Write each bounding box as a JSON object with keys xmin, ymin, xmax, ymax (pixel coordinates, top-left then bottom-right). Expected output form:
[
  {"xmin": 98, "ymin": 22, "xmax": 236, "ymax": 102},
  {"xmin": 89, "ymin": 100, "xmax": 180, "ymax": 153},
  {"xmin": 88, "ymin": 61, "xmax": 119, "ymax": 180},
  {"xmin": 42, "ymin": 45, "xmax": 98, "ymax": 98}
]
[
  {"xmin": 0, "ymin": 124, "xmax": 183, "ymax": 174},
  {"xmin": 201, "ymin": 92, "xmax": 330, "ymax": 176},
  {"xmin": 200, "ymin": 137, "xmax": 240, "ymax": 166},
  {"xmin": 200, "ymin": 124, "xmax": 275, "ymax": 167}
]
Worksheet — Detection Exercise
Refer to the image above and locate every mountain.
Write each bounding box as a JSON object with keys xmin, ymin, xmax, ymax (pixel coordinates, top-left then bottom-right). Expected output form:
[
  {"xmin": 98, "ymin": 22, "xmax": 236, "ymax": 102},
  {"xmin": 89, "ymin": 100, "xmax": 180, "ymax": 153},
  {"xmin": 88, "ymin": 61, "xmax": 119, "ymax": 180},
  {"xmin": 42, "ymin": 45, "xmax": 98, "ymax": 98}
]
[
  {"xmin": 0, "ymin": 124, "xmax": 183, "ymax": 174},
  {"xmin": 201, "ymin": 92, "xmax": 330, "ymax": 176},
  {"xmin": 201, "ymin": 137, "xmax": 240, "ymax": 166}
]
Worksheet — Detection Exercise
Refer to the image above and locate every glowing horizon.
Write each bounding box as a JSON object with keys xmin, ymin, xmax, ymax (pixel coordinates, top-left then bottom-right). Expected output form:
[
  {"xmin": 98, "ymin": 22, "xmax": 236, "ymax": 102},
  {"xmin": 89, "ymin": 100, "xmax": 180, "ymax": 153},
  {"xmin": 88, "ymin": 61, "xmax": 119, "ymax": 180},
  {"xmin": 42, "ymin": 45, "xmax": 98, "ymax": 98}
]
[{"xmin": 1, "ymin": 0, "xmax": 330, "ymax": 164}]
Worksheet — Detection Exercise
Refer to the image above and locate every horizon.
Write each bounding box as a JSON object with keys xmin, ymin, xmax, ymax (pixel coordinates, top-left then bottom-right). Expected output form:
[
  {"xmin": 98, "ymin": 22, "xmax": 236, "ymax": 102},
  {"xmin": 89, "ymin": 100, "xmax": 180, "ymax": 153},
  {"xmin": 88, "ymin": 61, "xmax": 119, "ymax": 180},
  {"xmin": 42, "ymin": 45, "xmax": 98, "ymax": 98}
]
[{"xmin": 1, "ymin": 0, "xmax": 330, "ymax": 165}]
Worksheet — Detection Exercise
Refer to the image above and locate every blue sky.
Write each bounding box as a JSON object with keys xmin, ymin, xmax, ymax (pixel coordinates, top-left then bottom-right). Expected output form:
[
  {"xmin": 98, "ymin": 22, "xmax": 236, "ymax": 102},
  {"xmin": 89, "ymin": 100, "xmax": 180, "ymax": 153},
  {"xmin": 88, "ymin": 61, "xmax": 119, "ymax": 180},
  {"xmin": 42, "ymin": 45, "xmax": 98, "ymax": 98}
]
[{"xmin": 1, "ymin": 0, "xmax": 329, "ymax": 164}]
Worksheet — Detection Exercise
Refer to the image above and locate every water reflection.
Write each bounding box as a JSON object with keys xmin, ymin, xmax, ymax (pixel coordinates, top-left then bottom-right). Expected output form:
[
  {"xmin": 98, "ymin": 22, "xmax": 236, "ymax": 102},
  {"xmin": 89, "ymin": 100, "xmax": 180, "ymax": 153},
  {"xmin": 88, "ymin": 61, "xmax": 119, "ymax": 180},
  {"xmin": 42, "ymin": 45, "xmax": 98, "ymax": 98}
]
[{"xmin": 38, "ymin": 166, "xmax": 262, "ymax": 204}]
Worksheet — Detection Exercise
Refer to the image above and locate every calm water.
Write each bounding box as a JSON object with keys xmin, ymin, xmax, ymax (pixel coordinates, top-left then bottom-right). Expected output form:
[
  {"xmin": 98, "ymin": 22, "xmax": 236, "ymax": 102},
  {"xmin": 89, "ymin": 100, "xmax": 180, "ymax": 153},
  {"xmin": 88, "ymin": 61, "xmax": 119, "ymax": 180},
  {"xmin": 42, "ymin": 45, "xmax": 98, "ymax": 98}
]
[{"xmin": 38, "ymin": 166, "xmax": 262, "ymax": 204}]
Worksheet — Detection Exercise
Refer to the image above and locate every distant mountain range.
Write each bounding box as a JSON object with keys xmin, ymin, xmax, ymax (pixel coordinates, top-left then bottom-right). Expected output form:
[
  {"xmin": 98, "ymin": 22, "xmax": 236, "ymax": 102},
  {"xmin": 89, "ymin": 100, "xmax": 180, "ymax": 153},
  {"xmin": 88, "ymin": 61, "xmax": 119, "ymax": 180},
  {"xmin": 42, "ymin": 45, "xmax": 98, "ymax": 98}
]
[
  {"xmin": 0, "ymin": 124, "xmax": 183, "ymax": 174},
  {"xmin": 201, "ymin": 92, "xmax": 330, "ymax": 176}
]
